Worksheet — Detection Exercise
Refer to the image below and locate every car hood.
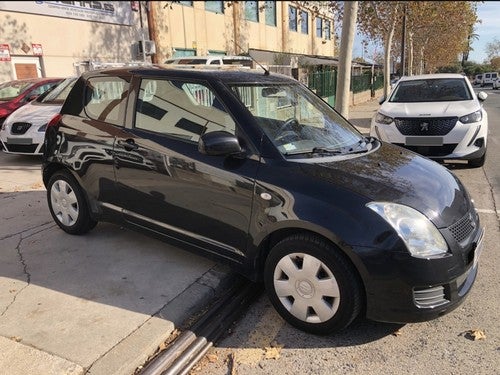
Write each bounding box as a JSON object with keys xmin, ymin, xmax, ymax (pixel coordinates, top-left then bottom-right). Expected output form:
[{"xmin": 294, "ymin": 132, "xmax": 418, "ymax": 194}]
[
  {"xmin": 4, "ymin": 102, "xmax": 62, "ymax": 126},
  {"xmin": 302, "ymin": 143, "xmax": 471, "ymax": 228},
  {"xmin": 379, "ymin": 100, "xmax": 479, "ymax": 118}
]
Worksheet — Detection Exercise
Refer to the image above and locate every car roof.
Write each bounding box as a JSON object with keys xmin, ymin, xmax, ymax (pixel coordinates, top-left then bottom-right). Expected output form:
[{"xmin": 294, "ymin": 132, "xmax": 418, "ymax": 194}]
[
  {"xmin": 80, "ymin": 64, "xmax": 293, "ymax": 83},
  {"xmin": 398, "ymin": 73, "xmax": 467, "ymax": 82}
]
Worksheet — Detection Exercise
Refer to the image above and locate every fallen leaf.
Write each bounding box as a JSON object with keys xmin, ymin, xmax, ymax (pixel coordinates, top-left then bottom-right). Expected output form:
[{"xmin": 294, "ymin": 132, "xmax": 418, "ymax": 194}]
[
  {"xmin": 207, "ymin": 354, "xmax": 218, "ymax": 363},
  {"xmin": 264, "ymin": 345, "xmax": 282, "ymax": 360},
  {"xmin": 392, "ymin": 329, "xmax": 403, "ymax": 337},
  {"xmin": 11, "ymin": 336, "xmax": 22, "ymax": 342},
  {"xmin": 467, "ymin": 329, "xmax": 486, "ymax": 341}
]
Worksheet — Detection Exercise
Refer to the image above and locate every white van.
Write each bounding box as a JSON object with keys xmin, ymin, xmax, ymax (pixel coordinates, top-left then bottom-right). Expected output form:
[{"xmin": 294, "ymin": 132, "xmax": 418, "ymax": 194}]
[
  {"xmin": 481, "ymin": 72, "xmax": 498, "ymax": 87},
  {"xmin": 164, "ymin": 55, "xmax": 253, "ymax": 68}
]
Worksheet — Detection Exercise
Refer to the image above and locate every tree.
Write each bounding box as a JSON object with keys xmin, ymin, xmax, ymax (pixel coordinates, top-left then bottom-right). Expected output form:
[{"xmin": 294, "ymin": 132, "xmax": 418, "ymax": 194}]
[
  {"xmin": 462, "ymin": 25, "xmax": 479, "ymax": 66},
  {"xmin": 335, "ymin": 1, "xmax": 358, "ymax": 118},
  {"xmin": 485, "ymin": 37, "xmax": 500, "ymax": 60},
  {"xmin": 357, "ymin": 1, "xmax": 403, "ymax": 97}
]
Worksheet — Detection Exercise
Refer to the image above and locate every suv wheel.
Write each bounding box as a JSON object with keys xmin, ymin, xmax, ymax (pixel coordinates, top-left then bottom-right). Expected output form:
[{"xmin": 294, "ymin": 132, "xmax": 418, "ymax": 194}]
[
  {"xmin": 47, "ymin": 171, "xmax": 97, "ymax": 234},
  {"xmin": 264, "ymin": 234, "xmax": 363, "ymax": 334}
]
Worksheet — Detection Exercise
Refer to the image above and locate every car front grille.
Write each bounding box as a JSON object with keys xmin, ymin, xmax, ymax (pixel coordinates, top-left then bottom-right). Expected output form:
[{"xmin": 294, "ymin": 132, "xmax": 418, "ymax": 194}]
[
  {"xmin": 11, "ymin": 122, "xmax": 32, "ymax": 135},
  {"xmin": 393, "ymin": 143, "xmax": 458, "ymax": 157},
  {"xmin": 449, "ymin": 211, "xmax": 477, "ymax": 244},
  {"xmin": 395, "ymin": 117, "xmax": 458, "ymax": 136},
  {"xmin": 4, "ymin": 144, "xmax": 40, "ymax": 153}
]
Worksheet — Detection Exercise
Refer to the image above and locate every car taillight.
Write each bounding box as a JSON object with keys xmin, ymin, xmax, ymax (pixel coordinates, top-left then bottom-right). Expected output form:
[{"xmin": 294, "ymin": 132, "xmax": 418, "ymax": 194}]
[{"xmin": 47, "ymin": 113, "xmax": 62, "ymax": 130}]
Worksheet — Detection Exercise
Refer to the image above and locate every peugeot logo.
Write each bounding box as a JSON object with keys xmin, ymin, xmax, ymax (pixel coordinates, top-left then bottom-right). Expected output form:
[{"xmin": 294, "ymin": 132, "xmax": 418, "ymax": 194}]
[{"xmin": 420, "ymin": 122, "xmax": 429, "ymax": 131}]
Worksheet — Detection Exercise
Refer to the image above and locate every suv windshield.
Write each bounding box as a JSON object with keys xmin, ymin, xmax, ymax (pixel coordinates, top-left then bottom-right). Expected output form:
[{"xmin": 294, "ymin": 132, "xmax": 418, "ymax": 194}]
[
  {"xmin": 389, "ymin": 78, "xmax": 472, "ymax": 103},
  {"xmin": 229, "ymin": 82, "xmax": 367, "ymax": 158}
]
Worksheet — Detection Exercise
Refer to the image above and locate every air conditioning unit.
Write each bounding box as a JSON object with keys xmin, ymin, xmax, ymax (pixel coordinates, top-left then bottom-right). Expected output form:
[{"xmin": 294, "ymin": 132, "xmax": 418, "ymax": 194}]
[{"xmin": 138, "ymin": 40, "xmax": 156, "ymax": 55}]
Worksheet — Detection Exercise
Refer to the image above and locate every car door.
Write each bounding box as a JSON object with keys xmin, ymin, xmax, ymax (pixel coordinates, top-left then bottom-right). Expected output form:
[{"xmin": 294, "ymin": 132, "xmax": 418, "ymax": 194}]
[{"xmin": 113, "ymin": 77, "xmax": 260, "ymax": 262}]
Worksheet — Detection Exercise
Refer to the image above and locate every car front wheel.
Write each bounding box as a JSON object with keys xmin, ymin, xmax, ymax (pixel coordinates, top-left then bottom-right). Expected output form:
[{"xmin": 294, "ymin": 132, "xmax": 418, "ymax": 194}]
[
  {"xmin": 47, "ymin": 171, "xmax": 97, "ymax": 235},
  {"xmin": 264, "ymin": 234, "xmax": 363, "ymax": 334}
]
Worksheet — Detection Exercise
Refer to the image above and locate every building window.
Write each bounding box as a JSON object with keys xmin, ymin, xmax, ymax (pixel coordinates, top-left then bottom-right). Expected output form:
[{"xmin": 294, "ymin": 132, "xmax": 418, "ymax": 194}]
[
  {"xmin": 245, "ymin": 1, "xmax": 259, "ymax": 22},
  {"xmin": 300, "ymin": 10, "xmax": 308, "ymax": 34},
  {"xmin": 316, "ymin": 17, "xmax": 323, "ymax": 38},
  {"xmin": 289, "ymin": 6, "xmax": 297, "ymax": 31},
  {"xmin": 178, "ymin": 1, "xmax": 193, "ymax": 6},
  {"xmin": 265, "ymin": 1, "xmax": 276, "ymax": 26},
  {"xmin": 325, "ymin": 20, "xmax": 331, "ymax": 40},
  {"xmin": 205, "ymin": 1, "xmax": 224, "ymax": 14}
]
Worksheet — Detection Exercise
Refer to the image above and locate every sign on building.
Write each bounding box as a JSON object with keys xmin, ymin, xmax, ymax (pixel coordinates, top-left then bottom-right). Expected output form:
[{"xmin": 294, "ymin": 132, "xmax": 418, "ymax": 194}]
[{"xmin": 0, "ymin": 44, "xmax": 11, "ymax": 61}]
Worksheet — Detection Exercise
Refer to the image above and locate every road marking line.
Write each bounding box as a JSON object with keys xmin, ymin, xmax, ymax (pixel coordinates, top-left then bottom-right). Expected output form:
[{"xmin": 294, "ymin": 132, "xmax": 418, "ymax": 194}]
[{"xmin": 476, "ymin": 208, "xmax": 499, "ymax": 214}]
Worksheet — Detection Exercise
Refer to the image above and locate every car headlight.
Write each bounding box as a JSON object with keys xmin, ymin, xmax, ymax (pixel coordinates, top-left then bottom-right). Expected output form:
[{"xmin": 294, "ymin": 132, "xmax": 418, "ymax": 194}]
[
  {"xmin": 367, "ymin": 202, "xmax": 448, "ymax": 258},
  {"xmin": 38, "ymin": 124, "xmax": 47, "ymax": 132},
  {"xmin": 459, "ymin": 110, "xmax": 482, "ymax": 124},
  {"xmin": 375, "ymin": 112, "xmax": 394, "ymax": 125}
]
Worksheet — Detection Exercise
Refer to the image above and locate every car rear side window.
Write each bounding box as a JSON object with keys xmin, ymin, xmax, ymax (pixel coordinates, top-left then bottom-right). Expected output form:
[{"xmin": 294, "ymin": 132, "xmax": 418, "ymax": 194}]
[
  {"xmin": 84, "ymin": 77, "xmax": 129, "ymax": 126},
  {"xmin": 134, "ymin": 78, "xmax": 235, "ymax": 142}
]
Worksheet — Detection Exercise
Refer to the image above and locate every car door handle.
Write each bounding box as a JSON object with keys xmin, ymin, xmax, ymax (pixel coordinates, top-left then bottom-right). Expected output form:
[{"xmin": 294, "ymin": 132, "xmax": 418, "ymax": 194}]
[{"xmin": 117, "ymin": 139, "xmax": 139, "ymax": 151}]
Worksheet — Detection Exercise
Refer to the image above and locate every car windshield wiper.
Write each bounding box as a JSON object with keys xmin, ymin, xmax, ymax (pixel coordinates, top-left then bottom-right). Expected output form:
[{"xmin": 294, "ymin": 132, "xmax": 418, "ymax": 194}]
[{"xmin": 283, "ymin": 147, "xmax": 343, "ymax": 156}]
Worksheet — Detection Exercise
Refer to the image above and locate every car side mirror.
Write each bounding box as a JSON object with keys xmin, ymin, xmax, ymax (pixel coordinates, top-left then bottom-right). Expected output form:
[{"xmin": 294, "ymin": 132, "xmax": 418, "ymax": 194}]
[
  {"xmin": 378, "ymin": 96, "xmax": 386, "ymax": 105},
  {"xmin": 477, "ymin": 91, "xmax": 487, "ymax": 101},
  {"xmin": 25, "ymin": 94, "xmax": 39, "ymax": 102},
  {"xmin": 198, "ymin": 131, "xmax": 242, "ymax": 156}
]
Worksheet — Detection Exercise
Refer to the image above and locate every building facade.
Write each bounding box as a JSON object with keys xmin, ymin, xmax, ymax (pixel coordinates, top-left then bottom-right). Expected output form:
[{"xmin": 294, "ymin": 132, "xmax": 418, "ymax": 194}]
[
  {"xmin": 0, "ymin": 1, "xmax": 336, "ymax": 83},
  {"xmin": 149, "ymin": 1, "xmax": 336, "ymax": 66},
  {"xmin": 0, "ymin": 1, "xmax": 151, "ymax": 82}
]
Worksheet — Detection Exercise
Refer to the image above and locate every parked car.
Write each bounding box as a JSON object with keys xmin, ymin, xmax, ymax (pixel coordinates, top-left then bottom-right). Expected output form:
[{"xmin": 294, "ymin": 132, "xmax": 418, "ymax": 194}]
[
  {"xmin": 480, "ymin": 71, "xmax": 498, "ymax": 87},
  {"xmin": 492, "ymin": 77, "xmax": 500, "ymax": 90},
  {"xmin": 165, "ymin": 55, "xmax": 253, "ymax": 67},
  {"xmin": 473, "ymin": 74, "xmax": 482, "ymax": 85},
  {"xmin": 0, "ymin": 77, "xmax": 64, "ymax": 128},
  {"xmin": 370, "ymin": 73, "xmax": 488, "ymax": 167},
  {"xmin": 1, "ymin": 77, "xmax": 77, "ymax": 155},
  {"xmin": 43, "ymin": 66, "xmax": 483, "ymax": 334}
]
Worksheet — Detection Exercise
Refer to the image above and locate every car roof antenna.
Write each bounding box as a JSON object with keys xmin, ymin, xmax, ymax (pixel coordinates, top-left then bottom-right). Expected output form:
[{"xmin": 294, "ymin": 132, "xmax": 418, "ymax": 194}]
[{"xmin": 233, "ymin": 40, "xmax": 269, "ymax": 76}]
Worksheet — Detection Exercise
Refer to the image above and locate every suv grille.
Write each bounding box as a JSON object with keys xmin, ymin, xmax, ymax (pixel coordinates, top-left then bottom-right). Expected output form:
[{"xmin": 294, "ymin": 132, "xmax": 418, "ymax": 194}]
[
  {"xmin": 395, "ymin": 117, "xmax": 458, "ymax": 136},
  {"xmin": 394, "ymin": 143, "xmax": 458, "ymax": 157},
  {"xmin": 11, "ymin": 122, "xmax": 32, "ymax": 135}
]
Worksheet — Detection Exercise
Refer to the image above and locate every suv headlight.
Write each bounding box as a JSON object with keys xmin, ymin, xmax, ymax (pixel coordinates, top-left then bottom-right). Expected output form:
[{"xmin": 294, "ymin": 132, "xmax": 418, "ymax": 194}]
[
  {"xmin": 367, "ymin": 202, "xmax": 448, "ymax": 258},
  {"xmin": 459, "ymin": 110, "xmax": 482, "ymax": 124},
  {"xmin": 375, "ymin": 112, "xmax": 394, "ymax": 125}
]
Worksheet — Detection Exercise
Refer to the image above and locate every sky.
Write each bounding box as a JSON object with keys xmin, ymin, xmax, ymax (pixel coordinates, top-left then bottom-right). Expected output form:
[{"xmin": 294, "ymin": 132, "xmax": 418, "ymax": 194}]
[{"xmin": 352, "ymin": 1, "xmax": 500, "ymax": 64}]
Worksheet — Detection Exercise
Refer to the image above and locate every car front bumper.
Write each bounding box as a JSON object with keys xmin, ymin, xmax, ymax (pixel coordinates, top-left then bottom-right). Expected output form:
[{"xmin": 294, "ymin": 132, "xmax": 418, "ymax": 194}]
[
  {"xmin": 370, "ymin": 119, "xmax": 487, "ymax": 161},
  {"xmin": 355, "ymin": 226, "xmax": 484, "ymax": 324}
]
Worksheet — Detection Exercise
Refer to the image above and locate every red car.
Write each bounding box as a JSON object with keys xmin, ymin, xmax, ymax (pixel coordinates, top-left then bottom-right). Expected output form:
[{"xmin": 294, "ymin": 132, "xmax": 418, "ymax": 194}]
[{"xmin": 0, "ymin": 77, "xmax": 64, "ymax": 127}]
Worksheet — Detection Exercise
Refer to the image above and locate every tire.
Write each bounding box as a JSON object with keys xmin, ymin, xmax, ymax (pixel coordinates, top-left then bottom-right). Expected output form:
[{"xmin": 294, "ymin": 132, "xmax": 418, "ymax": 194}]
[
  {"xmin": 47, "ymin": 171, "xmax": 97, "ymax": 235},
  {"xmin": 468, "ymin": 152, "xmax": 486, "ymax": 168},
  {"xmin": 264, "ymin": 234, "xmax": 363, "ymax": 335}
]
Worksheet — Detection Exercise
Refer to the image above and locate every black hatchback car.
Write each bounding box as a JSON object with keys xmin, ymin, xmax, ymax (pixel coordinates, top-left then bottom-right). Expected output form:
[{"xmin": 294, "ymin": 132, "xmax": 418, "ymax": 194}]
[{"xmin": 42, "ymin": 66, "xmax": 484, "ymax": 334}]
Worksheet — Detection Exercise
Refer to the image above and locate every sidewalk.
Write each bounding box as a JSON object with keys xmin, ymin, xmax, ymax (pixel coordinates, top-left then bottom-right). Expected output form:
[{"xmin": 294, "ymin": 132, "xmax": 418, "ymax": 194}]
[
  {"xmin": 348, "ymin": 97, "xmax": 381, "ymax": 135},
  {"xmin": 0, "ymin": 150, "xmax": 238, "ymax": 375}
]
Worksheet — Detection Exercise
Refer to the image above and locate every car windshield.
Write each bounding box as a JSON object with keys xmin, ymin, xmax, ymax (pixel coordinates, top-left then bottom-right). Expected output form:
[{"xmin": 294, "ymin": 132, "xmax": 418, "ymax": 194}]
[
  {"xmin": 0, "ymin": 80, "xmax": 33, "ymax": 100},
  {"xmin": 229, "ymin": 82, "xmax": 367, "ymax": 158},
  {"xmin": 389, "ymin": 78, "xmax": 472, "ymax": 103},
  {"xmin": 39, "ymin": 77, "xmax": 77, "ymax": 104}
]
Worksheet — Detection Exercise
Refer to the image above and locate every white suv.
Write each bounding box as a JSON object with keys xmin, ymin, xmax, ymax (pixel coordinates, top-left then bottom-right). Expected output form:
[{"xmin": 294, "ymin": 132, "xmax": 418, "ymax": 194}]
[{"xmin": 370, "ymin": 73, "xmax": 488, "ymax": 167}]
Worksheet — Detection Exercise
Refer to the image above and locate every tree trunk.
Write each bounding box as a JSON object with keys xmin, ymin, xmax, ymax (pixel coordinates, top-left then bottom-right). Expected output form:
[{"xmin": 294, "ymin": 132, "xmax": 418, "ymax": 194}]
[
  {"xmin": 408, "ymin": 31, "xmax": 414, "ymax": 76},
  {"xmin": 335, "ymin": 1, "xmax": 358, "ymax": 118},
  {"xmin": 383, "ymin": 17, "xmax": 397, "ymax": 98}
]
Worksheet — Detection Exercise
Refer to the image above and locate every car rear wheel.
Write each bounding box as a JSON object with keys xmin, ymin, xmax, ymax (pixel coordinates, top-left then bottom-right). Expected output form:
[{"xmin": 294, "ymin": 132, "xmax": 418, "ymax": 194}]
[
  {"xmin": 264, "ymin": 234, "xmax": 363, "ymax": 334},
  {"xmin": 47, "ymin": 171, "xmax": 97, "ymax": 234}
]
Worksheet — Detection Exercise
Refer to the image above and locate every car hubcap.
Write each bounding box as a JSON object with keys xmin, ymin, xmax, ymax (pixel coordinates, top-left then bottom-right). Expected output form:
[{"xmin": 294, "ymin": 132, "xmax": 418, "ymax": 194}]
[
  {"xmin": 273, "ymin": 252, "xmax": 340, "ymax": 323},
  {"xmin": 51, "ymin": 180, "xmax": 79, "ymax": 227}
]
